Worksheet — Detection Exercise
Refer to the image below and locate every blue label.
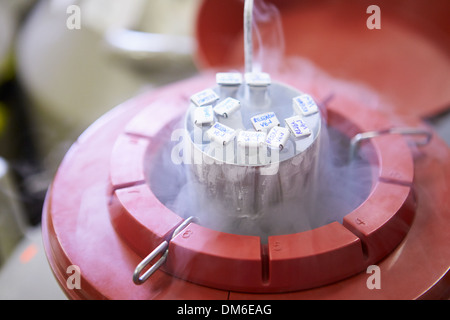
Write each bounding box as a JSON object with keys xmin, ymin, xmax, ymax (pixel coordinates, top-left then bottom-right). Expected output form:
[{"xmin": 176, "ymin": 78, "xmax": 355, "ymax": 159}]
[{"xmin": 251, "ymin": 112, "xmax": 279, "ymax": 131}]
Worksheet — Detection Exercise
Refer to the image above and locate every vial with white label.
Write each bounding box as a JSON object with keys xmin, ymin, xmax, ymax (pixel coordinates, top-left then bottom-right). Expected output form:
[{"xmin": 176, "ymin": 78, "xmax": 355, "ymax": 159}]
[
  {"xmin": 245, "ymin": 72, "xmax": 271, "ymax": 110},
  {"xmin": 216, "ymin": 72, "xmax": 242, "ymax": 99}
]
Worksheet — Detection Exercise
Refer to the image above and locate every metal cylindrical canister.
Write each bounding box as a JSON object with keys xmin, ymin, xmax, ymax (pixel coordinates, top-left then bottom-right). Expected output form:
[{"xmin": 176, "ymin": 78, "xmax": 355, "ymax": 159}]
[{"xmin": 184, "ymin": 75, "xmax": 322, "ymax": 239}]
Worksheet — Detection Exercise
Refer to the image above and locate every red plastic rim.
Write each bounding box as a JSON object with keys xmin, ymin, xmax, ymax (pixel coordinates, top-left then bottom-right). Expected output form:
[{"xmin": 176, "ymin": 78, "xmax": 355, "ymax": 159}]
[
  {"xmin": 107, "ymin": 76, "xmax": 415, "ymax": 293},
  {"xmin": 42, "ymin": 74, "xmax": 450, "ymax": 300},
  {"xmin": 41, "ymin": 0, "xmax": 450, "ymax": 298}
]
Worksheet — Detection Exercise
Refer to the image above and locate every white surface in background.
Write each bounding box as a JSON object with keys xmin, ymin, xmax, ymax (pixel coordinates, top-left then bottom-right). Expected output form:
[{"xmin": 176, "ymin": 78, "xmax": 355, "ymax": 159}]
[{"xmin": 0, "ymin": 226, "xmax": 66, "ymax": 300}]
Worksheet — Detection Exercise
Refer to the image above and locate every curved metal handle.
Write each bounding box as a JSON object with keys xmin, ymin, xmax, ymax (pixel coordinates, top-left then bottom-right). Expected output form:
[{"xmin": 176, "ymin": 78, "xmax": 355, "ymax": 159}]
[
  {"xmin": 132, "ymin": 216, "xmax": 198, "ymax": 285},
  {"xmin": 133, "ymin": 241, "xmax": 169, "ymax": 285},
  {"xmin": 349, "ymin": 127, "xmax": 433, "ymax": 161}
]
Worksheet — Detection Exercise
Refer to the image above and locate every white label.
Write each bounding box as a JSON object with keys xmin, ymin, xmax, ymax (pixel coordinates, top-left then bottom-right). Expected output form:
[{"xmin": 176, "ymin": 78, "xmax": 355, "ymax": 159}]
[
  {"xmin": 245, "ymin": 72, "xmax": 271, "ymax": 86},
  {"xmin": 193, "ymin": 105, "xmax": 214, "ymax": 126},
  {"xmin": 206, "ymin": 122, "xmax": 236, "ymax": 145},
  {"xmin": 214, "ymin": 97, "xmax": 241, "ymax": 118},
  {"xmin": 293, "ymin": 94, "xmax": 319, "ymax": 116},
  {"xmin": 251, "ymin": 112, "xmax": 280, "ymax": 131},
  {"xmin": 237, "ymin": 131, "xmax": 267, "ymax": 148},
  {"xmin": 265, "ymin": 126, "xmax": 290, "ymax": 150},
  {"xmin": 285, "ymin": 115, "xmax": 311, "ymax": 138},
  {"xmin": 216, "ymin": 72, "xmax": 242, "ymax": 86},
  {"xmin": 191, "ymin": 89, "xmax": 219, "ymax": 107}
]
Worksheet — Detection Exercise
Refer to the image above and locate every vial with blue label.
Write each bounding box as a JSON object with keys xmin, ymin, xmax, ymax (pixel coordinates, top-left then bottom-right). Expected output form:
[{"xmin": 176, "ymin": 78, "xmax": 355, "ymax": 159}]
[{"xmin": 214, "ymin": 97, "xmax": 245, "ymax": 130}]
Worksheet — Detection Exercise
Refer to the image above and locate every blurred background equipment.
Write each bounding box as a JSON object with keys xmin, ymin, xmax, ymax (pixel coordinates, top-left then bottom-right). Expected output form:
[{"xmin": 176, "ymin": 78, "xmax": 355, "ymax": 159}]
[
  {"xmin": 0, "ymin": 0, "xmax": 202, "ymax": 299},
  {"xmin": 0, "ymin": 157, "xmax": 26, "ymax": 266},
  {"xmin": 16, "ymin": 0, "xmax": 201, "ymax": 205}
]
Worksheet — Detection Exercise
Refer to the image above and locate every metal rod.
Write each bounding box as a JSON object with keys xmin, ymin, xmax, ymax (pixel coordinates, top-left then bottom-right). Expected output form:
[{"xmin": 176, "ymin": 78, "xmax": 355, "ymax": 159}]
[
  {"xmin": 132, "ymin": 216, "xmax": 199, "ymax": 285},
  {"xmin": 244, "ymin": 0, "xmax": 254, "ymax": 73},
  {"xmin": 133, "ymin": 241, "xmax": 169, "ymax": 285},
  {"xmin": 349, "ymin": 127, "xmax": 433, "ymax": 161}
]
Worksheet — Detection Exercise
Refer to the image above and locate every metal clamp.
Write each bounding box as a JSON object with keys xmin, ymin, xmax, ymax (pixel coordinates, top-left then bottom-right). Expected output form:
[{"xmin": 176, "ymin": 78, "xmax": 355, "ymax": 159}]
[
  {"xmin": 349, "ymin": 127, "xmax": 433, "ymax": 161},
  {"xmin": 133, "ymin": 216, "xmax": 198, "ymax": 285}
]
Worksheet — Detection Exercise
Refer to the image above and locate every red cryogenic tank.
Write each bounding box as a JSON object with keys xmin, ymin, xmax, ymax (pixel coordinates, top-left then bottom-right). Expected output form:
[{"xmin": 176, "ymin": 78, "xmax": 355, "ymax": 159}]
[{"xmin": 42, "ymin": 0, "xmax": 450, "ymax": 300}]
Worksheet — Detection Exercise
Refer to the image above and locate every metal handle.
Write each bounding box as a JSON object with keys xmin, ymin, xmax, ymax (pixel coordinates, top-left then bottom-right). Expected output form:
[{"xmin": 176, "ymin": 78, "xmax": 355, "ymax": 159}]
[
  {"xmin": 349, "ymin": 127, "xmax": 433, "ymax": 161},
  {"xmin": 133, "ymin": 216, "xmax": 198, "ymax": 285},
  {"xmin": 133, "ymin": 241, "xmax": 169, "ymax": 285}
]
